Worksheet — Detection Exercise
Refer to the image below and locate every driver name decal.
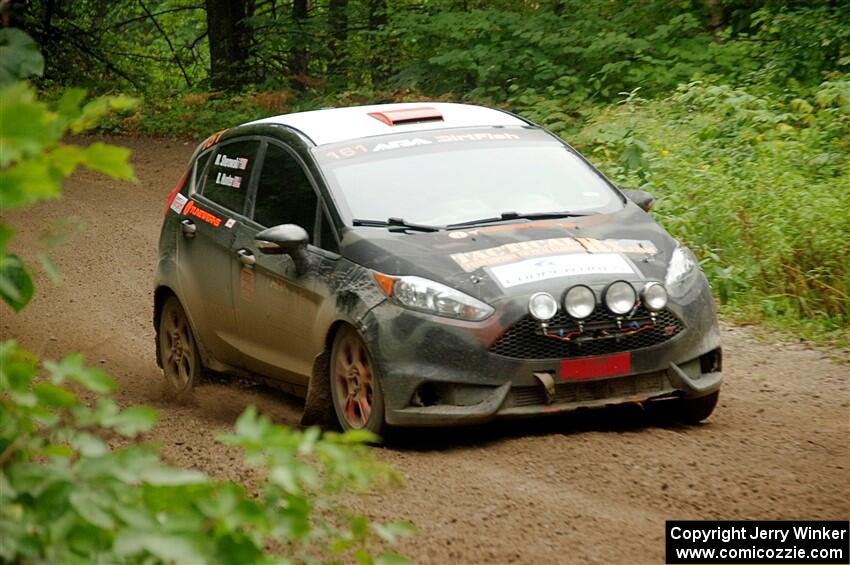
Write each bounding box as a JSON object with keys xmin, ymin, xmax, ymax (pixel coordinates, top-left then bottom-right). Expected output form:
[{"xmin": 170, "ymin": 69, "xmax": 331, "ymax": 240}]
[
  {"xmin": 214, "ymin": 153, "xmax": 249, "ymax": 170},
  {"xmin": 488, "ymin": 253, "xmax": 635, "ymax": 288},
  {"xmin": 215, "ymin": 171, "xmax": 242, "ymax": 188}
]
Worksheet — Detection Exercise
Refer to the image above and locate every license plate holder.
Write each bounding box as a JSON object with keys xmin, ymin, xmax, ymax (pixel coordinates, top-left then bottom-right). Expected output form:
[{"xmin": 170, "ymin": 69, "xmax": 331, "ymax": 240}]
[{"xmin": 559, "ymin": 352, "xmax": 631, "ymax": 381}]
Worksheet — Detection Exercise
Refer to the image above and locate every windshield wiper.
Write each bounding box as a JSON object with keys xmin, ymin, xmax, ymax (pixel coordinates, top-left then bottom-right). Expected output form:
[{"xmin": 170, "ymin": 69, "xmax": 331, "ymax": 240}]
[
  {"xmin": 352, "ymin": 217, "xmax": 442, "ymax": 233},
  {"xmin": 446, "ymin": 211, "xmax": 596, "ymax": 229}
]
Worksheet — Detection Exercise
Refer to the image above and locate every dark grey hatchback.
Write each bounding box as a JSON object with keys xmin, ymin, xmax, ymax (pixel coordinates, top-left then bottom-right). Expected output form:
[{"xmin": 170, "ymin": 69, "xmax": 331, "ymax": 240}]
[{"xmin": 154, "ymin": 103, "xmax": 723, "ymax": 436}]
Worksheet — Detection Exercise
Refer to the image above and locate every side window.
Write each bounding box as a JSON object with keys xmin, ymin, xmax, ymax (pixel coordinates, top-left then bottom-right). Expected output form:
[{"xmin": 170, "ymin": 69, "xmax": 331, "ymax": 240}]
[
  {"xmin": 253, "ymin": 143, "xmax": 317, "ymax": 232},
  {"xmin": 192, "ymin": 150, "xmax": 212, "ymax": 191},
  {"xmin": 202, "ymin": 139, "xmax": 258, "ymax": 213}
]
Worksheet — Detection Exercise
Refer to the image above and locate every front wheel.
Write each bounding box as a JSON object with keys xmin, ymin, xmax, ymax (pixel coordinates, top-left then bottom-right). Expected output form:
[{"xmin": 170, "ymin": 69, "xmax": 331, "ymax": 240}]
[
  {"xmin": 158, "ymin": 295, "xmax": 202, "ymax": 396},
  {"xmin": 330, "ymin": 326, "xmax": 386, "ymax": 436}
]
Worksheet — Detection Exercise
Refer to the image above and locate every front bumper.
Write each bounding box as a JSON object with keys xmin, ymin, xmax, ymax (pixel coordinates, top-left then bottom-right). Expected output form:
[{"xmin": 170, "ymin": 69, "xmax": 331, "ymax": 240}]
[{"xmin": 362, "ymin": 278, "xmax": 722, "ymax": 427}]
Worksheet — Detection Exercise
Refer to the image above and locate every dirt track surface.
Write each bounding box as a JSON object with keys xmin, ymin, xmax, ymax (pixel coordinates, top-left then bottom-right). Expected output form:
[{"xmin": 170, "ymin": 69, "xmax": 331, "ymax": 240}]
[{"xmin": 3, "ymin": 136, "xmax": 849, "ymax": 564}]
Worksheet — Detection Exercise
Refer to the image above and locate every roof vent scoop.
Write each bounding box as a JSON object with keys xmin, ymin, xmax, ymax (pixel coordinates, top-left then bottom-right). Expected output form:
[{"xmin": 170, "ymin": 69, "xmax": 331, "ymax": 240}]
[{"xmin": 368, "ymin": 107, "xmax": 444, "ymax": 126}]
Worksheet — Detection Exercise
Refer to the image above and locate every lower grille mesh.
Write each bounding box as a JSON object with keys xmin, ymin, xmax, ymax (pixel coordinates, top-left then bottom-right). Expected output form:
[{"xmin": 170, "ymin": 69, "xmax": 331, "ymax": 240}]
[
  {"xmin": 489, "ymin": 306, "xmax": 683, "ymax": 360},
  {"xmin": 510, "ymin": 371, "xmax": 669, "ymax": 408}
]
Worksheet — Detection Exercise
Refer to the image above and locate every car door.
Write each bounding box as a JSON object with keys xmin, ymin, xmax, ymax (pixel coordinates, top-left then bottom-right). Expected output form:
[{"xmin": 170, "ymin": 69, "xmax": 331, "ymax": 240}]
[
  {"xmin": 177, "ymin": 138, "xmax": 259, "ymax": 368},
  {"xmin": 230, "ymin": 139, "xmax": 338, "ymax": 387}
]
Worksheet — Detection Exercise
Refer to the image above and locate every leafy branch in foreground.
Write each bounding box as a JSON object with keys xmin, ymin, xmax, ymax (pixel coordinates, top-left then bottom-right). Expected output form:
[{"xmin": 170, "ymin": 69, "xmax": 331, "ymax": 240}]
[
  {"xmin": 0, "ymin": 27, "xmax": 136, "ymax": 312},
  {"xmin": 0, "ymin": 340, "xmax": 412, "ymax": 564}
]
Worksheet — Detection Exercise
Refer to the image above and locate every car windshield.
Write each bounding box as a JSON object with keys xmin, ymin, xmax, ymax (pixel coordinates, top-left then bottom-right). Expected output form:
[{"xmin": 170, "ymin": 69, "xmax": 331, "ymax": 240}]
[{"xmin": 313, "ymin": 127, "xmax": 623, "ymax": 227}]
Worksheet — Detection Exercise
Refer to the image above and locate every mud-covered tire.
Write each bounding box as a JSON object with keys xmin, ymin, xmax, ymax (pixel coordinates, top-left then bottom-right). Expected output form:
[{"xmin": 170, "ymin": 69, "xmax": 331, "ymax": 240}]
[
  {"xmin": 644, "ymin": 390, "xmax": 720, "ymax": 424},
  {"xmin": 157, "ymin": 295, "xmax": 202, "ymax": 397},
  {"xmin": 329, "ymin": 325, "xmax": 386, "ymax": 437}
]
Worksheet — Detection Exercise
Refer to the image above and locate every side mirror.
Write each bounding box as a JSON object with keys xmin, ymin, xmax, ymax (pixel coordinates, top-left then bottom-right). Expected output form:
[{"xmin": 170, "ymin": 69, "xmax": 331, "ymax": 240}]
[
  {"xmin": 255, "ymin": 224, "xmax": 309, "ymax": 256},
  {"xmin": 623, "ymin": 189, "xmax": 655, "ymax": 212}
]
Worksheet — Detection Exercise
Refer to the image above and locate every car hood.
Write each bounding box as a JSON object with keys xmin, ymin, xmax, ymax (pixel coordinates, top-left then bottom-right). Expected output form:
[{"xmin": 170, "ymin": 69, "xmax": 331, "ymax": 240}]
[{"xmin": 340, "ymin": 204, "xmax": 678, "ymax": 303}]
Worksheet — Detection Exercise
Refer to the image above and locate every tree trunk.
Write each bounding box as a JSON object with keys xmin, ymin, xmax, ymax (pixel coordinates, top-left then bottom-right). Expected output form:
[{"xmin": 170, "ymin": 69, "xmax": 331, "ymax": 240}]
[
  {"xmin": 367, "ymin": 0, "xmax": 387, "ymax": 85},
  {"xmin": 328, "ymin": 0, "xmax": 348, "ymax": 75},
  {"xmin": 289, "ymin": 0, "xmax": 309, "ymax": 88},
  {"xmin": 205, "ymin": 0, "xmax": 250, "ymax": 91}
]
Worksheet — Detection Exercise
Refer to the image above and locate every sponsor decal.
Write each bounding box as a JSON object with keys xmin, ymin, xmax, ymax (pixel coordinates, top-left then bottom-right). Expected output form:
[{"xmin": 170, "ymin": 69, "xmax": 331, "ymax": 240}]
[
  {"xmin": 215, "ymin": 171, "xmax": 242, "ymax": 188},
  {"xmin": 434, "ymin": 132, "xmax": 520, "ymax": 142},
  {"xmin": 452, "ymin": 237, "xmax": 585, "ymax": 272},
  {"xmin": 487, "ymin": 253, "xmax": 635, "ymax": 288},
  {"xmin": 170, "ymin": 192, "xmax": 189, "ymax": 215},
  {"xmin": 450, "ymin": 237, "xmax": 658, "ymax": 271},
  {"xmin": 214, "ymin": 153, "xmax": 249, "ymax": 170},
  {"xmin": 182, "ymin": 200, "xmax": 222, "ymax": 227},
  {"xmin": 224, "ymin": 218, "xmax": 236, "ymax": 229},
  {"xmin": 372, "ymin": 138, "xmax": 432, "ymax": 152}
]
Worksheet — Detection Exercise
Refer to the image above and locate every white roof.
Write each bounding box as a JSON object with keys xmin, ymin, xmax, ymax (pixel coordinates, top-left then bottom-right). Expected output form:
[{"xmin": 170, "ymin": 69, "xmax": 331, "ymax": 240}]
[{"xmin": 248, "ymin": 102, "xmax": 528, "ymax": 146}]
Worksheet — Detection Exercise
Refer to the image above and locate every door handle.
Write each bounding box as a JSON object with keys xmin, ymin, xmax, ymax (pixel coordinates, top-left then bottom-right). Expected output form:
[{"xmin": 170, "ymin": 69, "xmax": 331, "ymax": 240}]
[
  {"xmin": 180, "ymin": 219, "xmax": 196, "ymax": 238},
  {"xmin": 236, "ymin": 248, "xmax": 256, "ymax": 266}
]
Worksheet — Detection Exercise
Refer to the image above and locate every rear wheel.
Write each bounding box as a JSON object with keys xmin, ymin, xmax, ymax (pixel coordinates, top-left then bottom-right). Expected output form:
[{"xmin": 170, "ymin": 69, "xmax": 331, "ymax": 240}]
[
  {"xmin": 330, "ymin": 326, "xmax": 385, "ymax": 436},
  {"xmin": 644, "ymin": 390, "xmax": 719, "ymax": 424},
  {"xmin": 158, "ymin": 295, "xmax": 202, "ymax": 396}
]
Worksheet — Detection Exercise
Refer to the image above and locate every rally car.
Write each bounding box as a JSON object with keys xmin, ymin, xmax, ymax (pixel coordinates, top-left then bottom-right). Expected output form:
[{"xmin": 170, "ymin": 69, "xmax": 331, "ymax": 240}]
[{"xmin": 154, "ymin": 102, "xmax": 722, "ymax": 435}]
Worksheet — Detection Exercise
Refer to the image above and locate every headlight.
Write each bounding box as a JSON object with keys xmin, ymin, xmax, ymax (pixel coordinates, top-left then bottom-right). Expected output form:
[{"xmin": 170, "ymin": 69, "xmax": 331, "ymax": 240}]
[
  {"xmin": 604, "ymin": 281, "xmax": 636, "ymax": 315},
  {"xmin": 528, "ymin": 292, "xmax": 558, "ymax": 321},
  {"xmin": 641, "ymin": 282, "xmax": 668, "ymax": 311},
  {"xmin": 564, "ymin": 285, "xmax": 595, "ymax": 319},
  {"xmin": 373, "ymin": 273, "xmax": 494, "ymax": 321},
  {"xmin": 665, "ymin": 245, "xmax": 699, "ymax": 296}
]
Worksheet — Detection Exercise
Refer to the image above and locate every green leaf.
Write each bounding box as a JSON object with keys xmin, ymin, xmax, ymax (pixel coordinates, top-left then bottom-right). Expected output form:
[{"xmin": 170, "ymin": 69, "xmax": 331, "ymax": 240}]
[
  {"xmin": 114, "ymin": 531, "xmax": 207, "ymax": 563},
  {"xmin": 44, "ymin": 353, "xmax": 115, "ymax": 393},
  {"xmin": 0, "ymin": 158, "xmax": 61, "ymax": 209},
  {"xmin": 102, "ymin": 406, "xmax": 158, "ymax": 436},
  {"xmin": 33, "ymin": 382, "xmax": 77, "ymax": 407},
  {"xmin": 374, "ymin": 553, "xmax": 410, "ymax": 565},
  {"xmin": 69, "ymin": 490, "xmax": 115, "ymax": 530},
  {"xmin": 37, "ymin": 253, "xmax": 62, "ymax": 285},
  {"xmin": 141, "ymin": 467, "xmax": 207, "ymax": 486},
  {"xmin": 372, "ymin": 521, "xmax": 416, "ymax": 544},
  {"xmin": 0, "ymin": 254, "xmax": 33, "ymax": 312},
  {"xmin": 0, "ymin": 28, "xmax": 44, "ymax": 86},
  {"xmin": 81, "ymin": 143, "xmax": 136, "ymax": 181},
  {"xmin": 0, "ymin": 83, "xmax": 57, "ymax": 167},
  {"xmin": 71, "ymin": 433, "xmax": 108, "ymax": 457}
]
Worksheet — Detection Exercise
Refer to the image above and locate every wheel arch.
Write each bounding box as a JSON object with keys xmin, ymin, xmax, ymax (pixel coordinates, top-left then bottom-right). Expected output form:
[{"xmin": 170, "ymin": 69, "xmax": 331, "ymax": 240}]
[{"xmin": 301, "ymin": 318, "xmax": 360, "ymax": 428}]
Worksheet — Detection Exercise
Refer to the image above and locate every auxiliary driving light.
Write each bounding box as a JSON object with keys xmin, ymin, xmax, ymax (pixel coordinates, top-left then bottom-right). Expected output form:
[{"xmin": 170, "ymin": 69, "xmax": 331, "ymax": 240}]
[
  {"xmin": 604, "ymin": 281, "xmax": 637, "ymax": 315},
  {"xmin": 641, "ymin": 282, "xmax": 668, "ymax": 312},
  {"xmin": 528, "ymin": 292, "xmax": 558, "ymax": 321},
  {"xmin": 564, "ymin": 285, "xmax": 595, "ymax": 319}
]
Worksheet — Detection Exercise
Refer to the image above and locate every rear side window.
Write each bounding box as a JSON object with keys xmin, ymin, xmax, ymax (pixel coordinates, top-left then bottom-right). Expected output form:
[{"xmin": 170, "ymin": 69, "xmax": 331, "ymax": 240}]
[
  {"xmin": 253, "ymin": 143, "xmax": 317, "ymax": 232},
  {"xmin": 202, "ymin": 139, "xmax": 258, "ymax": 213}
]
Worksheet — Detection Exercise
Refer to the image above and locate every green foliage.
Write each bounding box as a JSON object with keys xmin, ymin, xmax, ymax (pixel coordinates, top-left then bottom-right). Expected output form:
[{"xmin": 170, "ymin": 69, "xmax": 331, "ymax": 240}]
[
  {"xmin": 0, "ymin": 72, "xmax": 137, "ymax": 311},
  {"xmin": 574, "ymin": 77, "xmax": 850, "ymax": 345},
  {"xmin": 0, "ymin": 341, "xmax": 413, "ymax": 564},
  {"xmin": 0, "ymin": 27, "xmax": 44, "ymax": 86}
]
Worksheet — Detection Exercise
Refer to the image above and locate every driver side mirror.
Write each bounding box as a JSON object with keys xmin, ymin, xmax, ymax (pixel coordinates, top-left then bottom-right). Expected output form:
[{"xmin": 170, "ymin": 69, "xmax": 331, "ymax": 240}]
[
  {"xmin": 255, "ymin": 224, "xmax": 309, "ymax": 256},
  {"xmin": 622, "ymin": 189, "xmax": 655, "ymax": 212}
]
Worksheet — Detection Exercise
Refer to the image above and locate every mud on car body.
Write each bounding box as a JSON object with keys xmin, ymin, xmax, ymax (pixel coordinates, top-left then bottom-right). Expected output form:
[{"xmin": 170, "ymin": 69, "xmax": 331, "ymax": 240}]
[{"xmin": 153, "ymin": 103, "xmax": 722, "ymax": 436}]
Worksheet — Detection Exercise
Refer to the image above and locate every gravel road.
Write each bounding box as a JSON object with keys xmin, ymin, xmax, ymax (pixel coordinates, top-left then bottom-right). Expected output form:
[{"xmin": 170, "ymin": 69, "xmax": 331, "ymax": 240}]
[{"xmin": 3, "ymin": 136, "xmax": 848, "ymax": 564}]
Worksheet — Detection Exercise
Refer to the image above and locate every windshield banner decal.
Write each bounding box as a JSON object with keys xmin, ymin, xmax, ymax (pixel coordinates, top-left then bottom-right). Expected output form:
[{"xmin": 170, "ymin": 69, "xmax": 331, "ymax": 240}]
[{"xmin": 450, "ymin": 237, "xmax": 657, "ymax": 272}]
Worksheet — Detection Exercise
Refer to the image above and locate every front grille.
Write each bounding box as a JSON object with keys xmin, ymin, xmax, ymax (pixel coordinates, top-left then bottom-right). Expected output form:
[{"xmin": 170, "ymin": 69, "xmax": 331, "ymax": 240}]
[
  {"xmin": 489, "ymin": 306, "xmax": 683, "ymax": 360},
  {"xmin": 510, "ymin": 371, "xmax": 668, "ymax": 408}
]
